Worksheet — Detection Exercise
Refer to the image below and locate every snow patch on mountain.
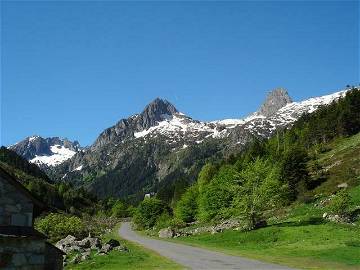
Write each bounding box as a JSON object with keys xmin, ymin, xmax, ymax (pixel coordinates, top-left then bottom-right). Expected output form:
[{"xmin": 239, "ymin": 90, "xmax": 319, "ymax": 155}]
[
  {"xmin": 30, "ymin": 145, "xmax": 77, "ymax": 167},
  {"xmin": 132, "ymin": 89, "xmax": 347, "ymax": 143},
  {"xmin": 134, "ymin": 114, "xmax": 215, "ymax": 139}
]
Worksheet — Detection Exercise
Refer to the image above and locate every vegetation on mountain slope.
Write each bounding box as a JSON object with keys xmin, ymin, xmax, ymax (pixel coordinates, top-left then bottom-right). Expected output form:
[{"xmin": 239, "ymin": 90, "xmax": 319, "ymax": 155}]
[{"xmin": 133, "ymin": 88, "xmax": 360, "ymax": 269}]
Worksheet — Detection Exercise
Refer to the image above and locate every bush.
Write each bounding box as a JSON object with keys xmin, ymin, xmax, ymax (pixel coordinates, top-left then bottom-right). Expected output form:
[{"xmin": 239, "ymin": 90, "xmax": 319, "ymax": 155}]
[
  {"xmin": 133, "ymin": 198, "xmax": 169, "ymax": 229},
  {"xmin": 35, "ymin": 213, "xmax": 86, "ymax": 242},
  {"xmin": 232, "ymin": 158, "xmax": 286, "ymax": 229},
  {"xmin": 175, "ymin": 184, "xmax": 199, "ymax": 223},
  {"xmin": 328, "ymin": 190, "xmax": 351, "ymax": 215},
  {"xmin": 111, "ymin": 200, "xmax": 128, "ymax": 218},
  {"xmin": 155, "ymin": 212, "xmax": 172, "ymax": 229},
  {"xmin": 197, "ymin": 165, "xmax": 238, "ymax": 222}
]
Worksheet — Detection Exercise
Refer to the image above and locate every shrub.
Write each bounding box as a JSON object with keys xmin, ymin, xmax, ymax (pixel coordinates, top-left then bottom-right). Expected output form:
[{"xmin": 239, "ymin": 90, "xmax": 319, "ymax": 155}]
[
  {"xmin": 35, "ymin": 213, "xmax": 86, "ymax": 242},
  {"xmin": 155, "ymin": 212, "xmax": 172, "ymax": 229},
  {"xmin": 111, "ymin": 200, "xmax": 128, "ymax": 218},
  {"xmin": 233, "ymin": 158, "xmax": 286, "ymax": 229},
  {"xmin": 328, "ymin": 190, "xmax": 351, "ymax": 215},
  {"xmin": 175, "ymin": 184, "xmax": 199, "ymax": 223},
  {"xmin": 133, "ymin": 198, "xmax": 169, "ymax": 229},
  {"xmin": 197, "ymin": 165, "xmax": 238, "ymax": 222}
]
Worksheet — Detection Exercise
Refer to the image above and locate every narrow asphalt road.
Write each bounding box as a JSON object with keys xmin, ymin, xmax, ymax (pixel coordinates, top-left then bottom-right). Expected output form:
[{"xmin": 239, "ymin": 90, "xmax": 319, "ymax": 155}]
[{"xmin": 119, "ymin": 222, "xmax": 295, "ymax": 270}]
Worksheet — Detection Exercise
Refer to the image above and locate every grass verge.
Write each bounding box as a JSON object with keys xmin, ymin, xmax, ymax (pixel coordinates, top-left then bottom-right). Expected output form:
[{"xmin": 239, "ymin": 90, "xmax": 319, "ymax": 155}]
[
  {"xmin": 65, "ymin": 224, "xmax": 184, "ymax": 270},
  {"xmin": 165, "ymin": 216, "xmax": 360, "ymax": 270}
]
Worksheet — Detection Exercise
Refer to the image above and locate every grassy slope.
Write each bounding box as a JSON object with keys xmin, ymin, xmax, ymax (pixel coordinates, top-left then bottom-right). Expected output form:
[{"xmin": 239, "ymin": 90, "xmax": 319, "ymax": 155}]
[
  {"xmin": 66, "ymin": 225, "xmax": 183, "ymax": 270},
  {"xmin": 166, "ymin": 133, "xmax": 360, "ymax": 270},
  {"xmin": 312, "ymin": 132, "xmax": 360, "ymax": 195}
]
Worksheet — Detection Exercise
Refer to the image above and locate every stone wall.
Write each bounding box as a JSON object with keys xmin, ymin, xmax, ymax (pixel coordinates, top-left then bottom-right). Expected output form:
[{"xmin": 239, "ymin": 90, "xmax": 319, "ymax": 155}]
[
  {"xmin": 0, "ymin": 236, "xmax": 46, "ymax": 270},
  {"xmin": 0, "ymin": 176, "xmax": 33, "ymax": 227}
]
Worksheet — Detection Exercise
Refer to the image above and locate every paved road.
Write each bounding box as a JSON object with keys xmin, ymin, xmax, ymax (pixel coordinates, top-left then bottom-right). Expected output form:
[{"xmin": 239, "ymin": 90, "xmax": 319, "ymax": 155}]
[{"xmin": 119, "ymin": 222, "xmax": 294, "ymax": 270}]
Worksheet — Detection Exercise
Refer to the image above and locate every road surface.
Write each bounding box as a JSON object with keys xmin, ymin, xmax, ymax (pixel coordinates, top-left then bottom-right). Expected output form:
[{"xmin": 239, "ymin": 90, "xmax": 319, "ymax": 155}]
[{"xmin": 119, "ymin": 222, "xmax": 294, "ymax": 270}]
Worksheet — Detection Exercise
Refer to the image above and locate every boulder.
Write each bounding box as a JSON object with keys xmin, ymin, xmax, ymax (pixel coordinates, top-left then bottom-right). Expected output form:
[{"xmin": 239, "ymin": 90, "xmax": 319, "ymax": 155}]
[
  {"xmin": 337, "ymin": 182, "xmax": 348, "ymax": 189},
  {"xmin": 114, "ymin": 245, "xmax": 128, "ymax": 252},
  {"xmin": 70, "ymin": 254, "xmax": 81, "ymax": 264},
  {"xmin": 81, "ymin": 250, "xmax": 91, "ymax": 261},
  {"xmin": 99, "ymin": 244, "xmax": 112, "ymax": 254},
  {"xmin": 159, "ymin": 227, "xmax": 174, "ymax": 238},
  {"xmin": 106, "ymin": 239, "xmax": 120, "ymax": 248},
  {"xmin": 83, "ymin": 237, "xmax": 102, "ymax": 250}
]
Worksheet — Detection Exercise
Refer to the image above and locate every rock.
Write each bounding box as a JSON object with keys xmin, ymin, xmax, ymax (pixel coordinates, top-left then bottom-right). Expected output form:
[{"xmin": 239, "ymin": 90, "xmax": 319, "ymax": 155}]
[
  {"xmin": 100, "ymin": 244, "xmax": 112, "ymax": 254},
  {"xmin": 83, "ymin": 237, "xmax": 102, "ymax": 250},
  {"xmin": 325, "ymin": 214, "xmax": 351, "ymax": 223},
  {"xmin": 258, "ymin": 88, "xmax": 292, "ymax": 117},
  {"xmin": 81, "ymin": 250, "xmax": 91, "ymax": 261},
  {"xmin": 56, "ymin": 235, "xmax": 102, "ymax": 254},
  {"xmin": 159, "ymin": 227, "xmax": 174, "ymax": 238},
  {"xmin": 70, "ymin": 254, "xmax": 81, "ymax": 264},
  {"xmin": 114, "ymin": 245, "xmax": 128, "ymax": 252},
  {"xmin": 56, "ymin": 235, "xmax": 78, "ymax": 254},
  {"xmin": 106, "ymin": 239, "xmax": 120, "ymax": 248},
  {"xmin": 254, "ymin": 220, "xmax": 267, "ymax": 229},
  {"xmin": 337, "ymin": 182, "xmax": 348, "ymax": 188},
  {"xmin": 77, "ymin": 238, "xmax": 91, "ymax": 248}
]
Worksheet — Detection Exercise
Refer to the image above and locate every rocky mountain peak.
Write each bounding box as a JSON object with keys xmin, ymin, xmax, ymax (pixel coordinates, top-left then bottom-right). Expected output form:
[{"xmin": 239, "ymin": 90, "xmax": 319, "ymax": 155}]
[
  {"xmin": 258, "ymin": 88, "xmax": 293, "ymax": 117},
  {"xmin": 8, "ymin": 136, "xmax": 81, "ymax": 166},
  {"xmin": 139, "ymin": 98, "xmax": 179, "ymax": 129}
]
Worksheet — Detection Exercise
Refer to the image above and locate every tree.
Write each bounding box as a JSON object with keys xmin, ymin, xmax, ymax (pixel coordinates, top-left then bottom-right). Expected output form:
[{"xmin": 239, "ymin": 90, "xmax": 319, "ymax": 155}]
[
  {"xmin": 197, "ymin": 165, "xmax": 238, "ymax": 221},
  {"xmin": 133, "ymin": 198, "xmax": 169, "ymax": 229},
  {"xmin": 35, "ymin": 213, "xmax": 86, "ymax": 242},
  {"xmin": 175, "ymin": 184, "xmax": 199, "ymax": 223},
  {"xmin": 111, "ymin": 200, "xmax": 127, "ymax": 218},
  {"xmin": 280, "ymin": 146, "xmax": 310, "ymax": 201},
  {"xmin": 233, "ymin": 158, "xmax": 285, "ymax": 229},
  {"xmin": 197, "ymin": 163, "xmax": 217, "ymax": 193}
]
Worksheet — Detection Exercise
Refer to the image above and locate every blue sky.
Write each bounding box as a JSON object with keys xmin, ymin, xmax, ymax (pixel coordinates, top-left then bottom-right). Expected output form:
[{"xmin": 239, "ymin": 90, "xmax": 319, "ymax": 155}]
[{"xmin": 1, "ymin": 1, "xmax": 359, "ymax": 146}]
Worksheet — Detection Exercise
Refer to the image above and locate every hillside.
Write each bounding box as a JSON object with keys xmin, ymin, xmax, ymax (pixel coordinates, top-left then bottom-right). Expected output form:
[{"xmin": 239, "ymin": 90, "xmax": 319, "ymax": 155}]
[
  {"xmin": 0, "ymin": 147, "xmax": 97, "ymax": 214},
  {"xmin": 131, "ymin": 88, "xmax": 360, "ymax": 269},
  {"xmin": 168, "ymin": 131, "xmax": 360, "ymax": 269}
]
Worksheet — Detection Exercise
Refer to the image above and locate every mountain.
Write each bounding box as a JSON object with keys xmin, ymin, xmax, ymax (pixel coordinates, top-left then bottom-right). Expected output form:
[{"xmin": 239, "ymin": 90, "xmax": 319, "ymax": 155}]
[
  {"xmin": 9, "ymin": 136, "xmax": 82, "ymax": 168},
  {"xmin": 9, "ymin": 88, "xmax": 348, "ymax": 201}
]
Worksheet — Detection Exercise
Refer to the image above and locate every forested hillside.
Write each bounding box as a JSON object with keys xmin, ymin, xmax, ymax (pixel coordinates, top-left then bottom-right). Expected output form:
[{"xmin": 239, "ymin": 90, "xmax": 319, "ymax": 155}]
[
  {"xmin": 130, "ymin": 87, "xmax": 360, "ymax": 269},
  {"xmin": 0, "ymin": 147, "xmax": 97, "ymax": 214},
  {"xmin": 177, "ymin": 87, "xmax": 360, "ymax": 226},
  {"xmin": 133, "ymin": 87, "xmax": 360, "ymax": 229}
]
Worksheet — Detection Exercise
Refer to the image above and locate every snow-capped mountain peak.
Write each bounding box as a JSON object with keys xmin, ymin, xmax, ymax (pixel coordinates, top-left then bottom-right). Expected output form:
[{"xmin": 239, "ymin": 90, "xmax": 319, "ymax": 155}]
[
  {"xmin": 130, "ymin": 88, "xmax": 348, "ymax": 146},
  {"xmin": 8, "ymin": 136, "xmax": 81, "ymax": 168}
]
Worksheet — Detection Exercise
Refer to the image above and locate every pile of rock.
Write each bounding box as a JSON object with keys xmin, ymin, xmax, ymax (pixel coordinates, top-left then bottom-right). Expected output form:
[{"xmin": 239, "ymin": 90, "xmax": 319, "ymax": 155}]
[
  {"xmin": 56, "ymin": 235, "xmax": 128, "ymax": 265},
  {"xmin": 322, "ymin": 212, "xmax": 352, "ymax": 224},
  {"xmin": 158, "ymin": 219, "xmax": 245, "ymax": 238}
]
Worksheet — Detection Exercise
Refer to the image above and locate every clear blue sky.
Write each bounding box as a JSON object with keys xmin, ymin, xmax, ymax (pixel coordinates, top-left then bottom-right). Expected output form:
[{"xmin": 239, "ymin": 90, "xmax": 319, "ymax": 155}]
[{"xmin": 1, "ymin": 1, "xmax": 359, "ymax": 146}]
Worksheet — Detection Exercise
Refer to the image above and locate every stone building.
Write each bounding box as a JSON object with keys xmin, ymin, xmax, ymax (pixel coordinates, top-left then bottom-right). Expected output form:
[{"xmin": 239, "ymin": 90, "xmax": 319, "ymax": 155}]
[{"xmin": 0, "ymin": 167, "xmax": 64, "ymax": 269}]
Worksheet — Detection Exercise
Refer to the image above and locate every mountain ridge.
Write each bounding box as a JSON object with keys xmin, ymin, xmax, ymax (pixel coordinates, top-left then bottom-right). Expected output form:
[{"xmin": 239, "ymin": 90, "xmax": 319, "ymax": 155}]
[{"xmin": 7, "ymin": 87, "xmax": 349, "ymax": 200}]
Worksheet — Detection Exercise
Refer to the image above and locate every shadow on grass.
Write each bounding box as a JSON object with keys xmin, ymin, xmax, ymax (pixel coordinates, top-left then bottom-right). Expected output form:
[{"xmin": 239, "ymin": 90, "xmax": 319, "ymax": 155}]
[{"xmin": 269, "ymin": 217, "xmax": 325, "ymax": 228}]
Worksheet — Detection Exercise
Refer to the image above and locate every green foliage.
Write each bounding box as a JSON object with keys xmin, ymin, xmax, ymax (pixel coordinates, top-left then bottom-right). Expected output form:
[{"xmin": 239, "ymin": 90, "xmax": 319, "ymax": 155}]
[
  {"xmin": 175, "ymin": 184, "xmax": 199, "ymax": 223},
  {"xmin": 111, "ymin": 200, "xmax": 128, "ymax": 218},
  {"xmin": 233, "ymin": 158, "xmax": 285, "ymax": 228},
  {"xmin": 197, "ymin": 163, "xmax": 217, "ymax": 193},
  {"xmin": 0, "ymin": 147, "xmax": 49, "ymax": 180},
  {"xmin": 171, "ymin": 178, "xmax": 189, "ymax": 206},
  {"xmin": 197, "ymin": 165, "xmax": 239, "ymax": 222},
  {"xmin": 154, "ymin": 212, "xmax": 173, "ymax": 229},
  {"xmin": 35, "ymin": 213, "xmax": 86, "ymax": 242},
  {"xmin": 133, "ymin": 198, "xmax": 169, "ymax": 229},
  {"xmin": 0, "ymin": 148, "xmax": 99, "ymax": 215},
  {"xmin": 328, "ymin": 190, "xmax": 351, "ymax": 215},
  {"xmin": 280, "ymin": 146, "xmax": 310, "ymax": 201}
]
